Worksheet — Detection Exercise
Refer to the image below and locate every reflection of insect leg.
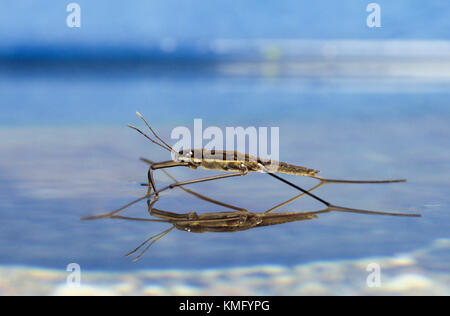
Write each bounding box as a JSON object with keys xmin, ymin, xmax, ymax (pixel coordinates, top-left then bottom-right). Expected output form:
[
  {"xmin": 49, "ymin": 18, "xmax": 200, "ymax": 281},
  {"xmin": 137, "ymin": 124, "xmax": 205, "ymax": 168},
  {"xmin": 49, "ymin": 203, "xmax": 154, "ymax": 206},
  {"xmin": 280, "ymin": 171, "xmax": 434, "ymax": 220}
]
[
  {"xmin": 264, "ymin": 177, "xmax": 405, "ymax": 214},
  {"xmin": 107, "ymin": 175, "xmax": 250, "ymax": 261},
  {"xmin": 263, "ymin": 172, "xmax": 420, "ymax": 217},
  {"xmin": 105, "ymin": 172, "xmax": 419, "ymax": 262},
  {"xmin": 142, "ymin": 171, "xmax": 419, "ymax": 221},
  {"xmin": 258, "ymin": 160, "xmax": 408, "ymax": 214}
]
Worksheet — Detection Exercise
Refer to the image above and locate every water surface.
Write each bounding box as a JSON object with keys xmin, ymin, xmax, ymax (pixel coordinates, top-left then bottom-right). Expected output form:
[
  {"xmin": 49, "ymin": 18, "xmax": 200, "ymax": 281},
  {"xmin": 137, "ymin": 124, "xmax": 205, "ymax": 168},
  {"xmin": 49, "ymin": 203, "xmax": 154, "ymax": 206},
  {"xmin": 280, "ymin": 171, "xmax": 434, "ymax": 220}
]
[{"xmin": 0, "ymin": 48, "xmax": 449, "ymax": 295}]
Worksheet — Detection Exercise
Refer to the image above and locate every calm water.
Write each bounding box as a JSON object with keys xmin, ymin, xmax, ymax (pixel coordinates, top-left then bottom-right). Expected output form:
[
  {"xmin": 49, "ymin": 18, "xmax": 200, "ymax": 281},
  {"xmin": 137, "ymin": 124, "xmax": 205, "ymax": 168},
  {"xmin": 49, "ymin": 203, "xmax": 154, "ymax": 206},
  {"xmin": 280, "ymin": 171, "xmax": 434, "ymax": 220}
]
[
  {"xmin": 2, "ymin": 0, "xmax": 450, "ymax": 297},
  {"xmin": 1, "ymin": 58, "xmax": 450, "ymax": 295}
]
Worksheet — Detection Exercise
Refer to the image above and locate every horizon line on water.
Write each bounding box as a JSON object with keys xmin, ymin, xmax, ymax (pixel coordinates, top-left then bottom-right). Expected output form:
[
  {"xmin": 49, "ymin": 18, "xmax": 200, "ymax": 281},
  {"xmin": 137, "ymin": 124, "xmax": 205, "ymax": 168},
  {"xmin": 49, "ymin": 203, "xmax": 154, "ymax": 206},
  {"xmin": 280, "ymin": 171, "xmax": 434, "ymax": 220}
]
[
  {"xmin": 2, "ymin": 39, "xmax": 450, "ymax": 80},
  {"xmin": 1, "ymin": 39, "xmax": 450, "ymax": 63}
]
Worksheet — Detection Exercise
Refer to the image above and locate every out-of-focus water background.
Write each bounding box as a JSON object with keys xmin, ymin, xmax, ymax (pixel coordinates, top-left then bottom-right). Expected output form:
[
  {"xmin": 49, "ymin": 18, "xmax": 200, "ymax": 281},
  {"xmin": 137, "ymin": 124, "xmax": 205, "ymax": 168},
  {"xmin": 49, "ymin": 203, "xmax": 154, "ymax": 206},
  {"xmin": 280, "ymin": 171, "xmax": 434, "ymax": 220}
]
[{"xmin": 0, "ymin": 1, "xmax": 449, "ymax": 295}]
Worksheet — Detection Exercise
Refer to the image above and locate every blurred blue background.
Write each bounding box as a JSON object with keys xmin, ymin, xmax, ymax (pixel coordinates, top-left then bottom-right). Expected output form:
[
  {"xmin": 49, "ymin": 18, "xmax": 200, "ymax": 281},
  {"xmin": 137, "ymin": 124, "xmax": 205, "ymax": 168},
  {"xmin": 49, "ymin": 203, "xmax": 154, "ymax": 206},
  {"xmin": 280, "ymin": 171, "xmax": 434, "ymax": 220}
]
[{"xmin": 0, "ymin": 1, "xmax": 449, "ymax": 295}]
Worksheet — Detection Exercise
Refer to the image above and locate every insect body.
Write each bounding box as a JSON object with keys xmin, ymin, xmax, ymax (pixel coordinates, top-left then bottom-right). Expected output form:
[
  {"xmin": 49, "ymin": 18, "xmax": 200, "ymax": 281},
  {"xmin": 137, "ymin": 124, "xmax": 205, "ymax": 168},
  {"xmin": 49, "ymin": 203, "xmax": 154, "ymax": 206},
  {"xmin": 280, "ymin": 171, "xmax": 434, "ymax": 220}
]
[{"xmin": 176, "ymin": 149, "xmax": 319, "ymax": 176}]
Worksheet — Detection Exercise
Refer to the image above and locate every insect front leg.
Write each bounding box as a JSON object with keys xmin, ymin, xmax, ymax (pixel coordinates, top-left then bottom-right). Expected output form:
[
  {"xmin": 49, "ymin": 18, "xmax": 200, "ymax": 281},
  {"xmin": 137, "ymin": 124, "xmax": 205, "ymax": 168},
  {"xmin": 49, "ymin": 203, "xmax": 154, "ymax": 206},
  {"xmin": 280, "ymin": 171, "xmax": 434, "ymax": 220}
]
[
  {"xmin": 144, "ymin": 160, "xmax": 191, "ymax": 199},
  {"xmin": 167, "ymin": 166, "xmax": 249, "ymax": 190}
]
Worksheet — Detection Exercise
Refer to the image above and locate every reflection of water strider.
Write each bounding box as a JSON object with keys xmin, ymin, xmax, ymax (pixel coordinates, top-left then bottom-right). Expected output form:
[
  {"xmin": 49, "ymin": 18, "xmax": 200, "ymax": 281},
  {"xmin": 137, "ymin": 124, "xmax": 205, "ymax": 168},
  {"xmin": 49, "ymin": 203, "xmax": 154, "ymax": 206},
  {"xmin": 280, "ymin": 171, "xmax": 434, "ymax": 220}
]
[{"xmin": 82, "ymin": 152, "xmax": 421, "ymax": 261}]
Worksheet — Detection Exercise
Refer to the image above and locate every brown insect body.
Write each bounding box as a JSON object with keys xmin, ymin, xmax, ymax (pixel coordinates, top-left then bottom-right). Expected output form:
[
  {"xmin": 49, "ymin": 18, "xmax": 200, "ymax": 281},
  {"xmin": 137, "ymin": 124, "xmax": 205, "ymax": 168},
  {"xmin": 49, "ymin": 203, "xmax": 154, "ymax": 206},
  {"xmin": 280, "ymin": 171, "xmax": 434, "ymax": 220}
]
[{"xmin": 178, "ymin": 149, "xmax": 319, "ymax": 176}]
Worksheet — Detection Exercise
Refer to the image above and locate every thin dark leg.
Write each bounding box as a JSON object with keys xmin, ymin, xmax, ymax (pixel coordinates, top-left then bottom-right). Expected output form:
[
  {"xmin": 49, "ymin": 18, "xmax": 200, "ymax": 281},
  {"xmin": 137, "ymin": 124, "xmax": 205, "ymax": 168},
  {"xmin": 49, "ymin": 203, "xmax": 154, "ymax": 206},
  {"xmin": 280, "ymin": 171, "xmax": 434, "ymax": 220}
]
[
  {"xmin": 266, "ymin": 172, "xmax": 331, "ymax": 207},
  {"xmin": 146, "ymin": 160, "xmax": 190, "ymax": 198},
  {"xmin": 167, "ymin": 169, "xmax": 249, "ymax": 189},
  {"xmin": 265, "ymin": 175, "xmax": 407, "ymax": 214},
  {"xmin": 312, "ymin": 176, "xmax": 407, "ymax": 184},
  {"xmin": 264, "ymin": 172, "xmax": 420, "ymax": 216},
  {"xmin": 265, "ymin": 181, "xmax": 326, "ymax": 214}
]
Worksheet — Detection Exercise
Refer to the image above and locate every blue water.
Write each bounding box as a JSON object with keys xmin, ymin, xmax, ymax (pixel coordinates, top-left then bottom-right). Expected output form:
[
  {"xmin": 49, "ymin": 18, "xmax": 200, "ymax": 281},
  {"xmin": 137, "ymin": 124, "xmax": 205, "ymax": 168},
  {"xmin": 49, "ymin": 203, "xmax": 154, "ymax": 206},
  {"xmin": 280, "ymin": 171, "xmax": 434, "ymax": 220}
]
[
  {"xmin": 1, "ymin": 66, "xmax": 449, "ymax": 272},
  {"xmin": 0, "ymin": 1, "xmax": 449, "ymax": 295}
]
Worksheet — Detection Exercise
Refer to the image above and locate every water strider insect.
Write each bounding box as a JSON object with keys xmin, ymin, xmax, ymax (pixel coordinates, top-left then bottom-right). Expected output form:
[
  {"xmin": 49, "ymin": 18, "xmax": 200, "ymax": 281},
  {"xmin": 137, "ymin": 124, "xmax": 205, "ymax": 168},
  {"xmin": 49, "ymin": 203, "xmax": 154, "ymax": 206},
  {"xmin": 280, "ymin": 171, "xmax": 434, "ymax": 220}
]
[
  {"xmin": 82, "ymin": 114, "xmax": 420, "ymax": 260},
  {"xmin": 126, "ymin": 112, "xmax": 408, "ymax": 212},
  {"xmin": 82, "ymin": 166, "xmax": 421, "ymax": 262}
]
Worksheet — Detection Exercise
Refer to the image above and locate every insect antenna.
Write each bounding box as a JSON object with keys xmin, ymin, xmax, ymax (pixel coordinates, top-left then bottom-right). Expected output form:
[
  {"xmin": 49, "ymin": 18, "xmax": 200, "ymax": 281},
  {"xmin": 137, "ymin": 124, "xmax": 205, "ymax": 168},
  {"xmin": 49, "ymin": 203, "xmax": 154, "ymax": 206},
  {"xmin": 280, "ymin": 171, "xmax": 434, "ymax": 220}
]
[
  {"xmin": 135, "ymin": 112, "xmax": 175, "ymax": 151},
  {"xmin": 128, "ymin": 124, "xmax": 174, "ymax": 153}
]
